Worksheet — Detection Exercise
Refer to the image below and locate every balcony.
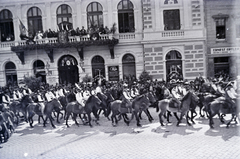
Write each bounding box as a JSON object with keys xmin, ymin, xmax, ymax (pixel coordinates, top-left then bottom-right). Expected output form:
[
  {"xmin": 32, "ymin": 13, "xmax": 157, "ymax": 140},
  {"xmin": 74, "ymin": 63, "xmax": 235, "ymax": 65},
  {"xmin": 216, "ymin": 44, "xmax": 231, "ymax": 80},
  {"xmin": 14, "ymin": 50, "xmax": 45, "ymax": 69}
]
[
  {"xmin": 0, "ymin": 32, "xmax": 143, "ymax": 51},
  {"xmin": 143, "ymin": 29, "xmax": 205, "ymax": 42}
]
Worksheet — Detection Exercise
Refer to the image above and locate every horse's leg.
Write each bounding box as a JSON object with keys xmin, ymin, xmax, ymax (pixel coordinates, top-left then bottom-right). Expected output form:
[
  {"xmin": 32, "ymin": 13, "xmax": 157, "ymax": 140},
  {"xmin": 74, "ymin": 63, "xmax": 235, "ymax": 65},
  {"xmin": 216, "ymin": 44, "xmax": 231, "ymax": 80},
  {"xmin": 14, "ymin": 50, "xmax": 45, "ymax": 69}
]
[
  {"xmin": 176, "ymin": 112, "xmax": 185, "ymax": 126},
  {"xmin": 122, "ymin": 114, "xmax": 130, "ymax": 126},
  {"xmin": 87, "ymin": 113, "xmax": 92, "ymax": 127},
  {"xmin": 226, "ymin": 114, "xmax": 235, "ymax": 128},
  {"xmin": 173, "ymin": 112, "xmax": 180, "ymax": 121},
  {"xmin": 65, "ymin": 113, "xmax": 70, "ymax": 128},
  {"xmin": 159, "ymin": 110, "xmax": 166, "ymax": 126},
  {"xmin": 218, "ymin": 113, "xmax": 225, "ymax": 123},
  {"xmin": 134, "ymin": 111, "xmax": 141, "ymax": 127},
  {"xmin": 143, "ymin": 109, "xmax": 152, "ymax": 123},
  {"xmin": 49, "ymin": 114, "xmax": 56, "ymax": 128},
  {"xmin": 73, "ymin": 113, "xmax": 79, "ymax": 127},
  {"xmin": 138, "ymin": 111, "xmax": 142, "ymax": 120},
  {"xmin": 186, "ymin": 111, "xmax": 192, "ymax": 126}
]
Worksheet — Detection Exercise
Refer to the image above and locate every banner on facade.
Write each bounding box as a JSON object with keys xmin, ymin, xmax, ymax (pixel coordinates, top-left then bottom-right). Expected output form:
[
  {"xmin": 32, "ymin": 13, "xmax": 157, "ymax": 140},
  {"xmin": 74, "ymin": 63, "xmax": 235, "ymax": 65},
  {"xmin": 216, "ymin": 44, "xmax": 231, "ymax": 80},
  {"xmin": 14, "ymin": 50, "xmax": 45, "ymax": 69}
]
[
  {"xmin": 108, "ymin": 66, "xmax": 119, "ymax": 81},
  {"xmin": 211, "ymin": 47, "xmax": 240, "ymax": 54}
]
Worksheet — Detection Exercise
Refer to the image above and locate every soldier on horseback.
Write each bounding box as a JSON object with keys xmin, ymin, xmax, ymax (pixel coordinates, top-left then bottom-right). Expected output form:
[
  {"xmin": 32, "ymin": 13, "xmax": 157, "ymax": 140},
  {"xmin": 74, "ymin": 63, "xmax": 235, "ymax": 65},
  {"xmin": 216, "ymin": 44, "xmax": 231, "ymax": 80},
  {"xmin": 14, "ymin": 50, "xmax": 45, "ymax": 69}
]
[
  {"xmin": 121, "ymin": 83, "xmax": 132, "ymax": 113},
  {"xmin": 224, "ymin": 82, "xmax": 238, "ymax": 112}
]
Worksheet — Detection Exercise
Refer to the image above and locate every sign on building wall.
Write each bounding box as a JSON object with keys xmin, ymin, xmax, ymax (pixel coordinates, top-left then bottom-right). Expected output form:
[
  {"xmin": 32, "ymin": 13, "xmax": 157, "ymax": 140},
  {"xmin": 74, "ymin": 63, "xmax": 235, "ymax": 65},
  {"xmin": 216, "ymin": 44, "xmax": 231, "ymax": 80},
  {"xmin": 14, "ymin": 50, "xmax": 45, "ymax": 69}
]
[
  {"xmin": 108, "ymin": 66, "xmax": 119, "ymax": 81},
  {"xmin": 211, "ymin": 47, "xmax": 240, "ymax": 54}
]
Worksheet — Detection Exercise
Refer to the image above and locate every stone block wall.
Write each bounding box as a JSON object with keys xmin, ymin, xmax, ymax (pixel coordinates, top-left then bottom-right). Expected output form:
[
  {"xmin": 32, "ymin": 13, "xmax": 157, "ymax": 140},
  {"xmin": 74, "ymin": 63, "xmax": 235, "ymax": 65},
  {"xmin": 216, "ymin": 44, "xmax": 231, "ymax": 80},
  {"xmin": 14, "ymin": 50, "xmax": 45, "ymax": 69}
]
[
  {"xmin": 184, "ymin": 44, "xmax": 205, "ymax": 78},
  {"xmin": 142, "ymin": 0, "xmax": 152, "ymax": 29}
]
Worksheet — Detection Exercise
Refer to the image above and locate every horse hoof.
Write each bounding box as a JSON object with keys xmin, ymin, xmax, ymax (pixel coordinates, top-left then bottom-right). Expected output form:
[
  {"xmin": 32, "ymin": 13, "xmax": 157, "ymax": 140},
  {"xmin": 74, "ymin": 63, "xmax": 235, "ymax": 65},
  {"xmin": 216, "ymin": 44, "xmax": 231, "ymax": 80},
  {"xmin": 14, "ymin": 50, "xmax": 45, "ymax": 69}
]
[
  {"xmin": 161, "ymin": 124, "xmax": 165, "ymax": 126},
  {"xmin": 112, "ymin": 124, "xmax": 117, "ymax": 127},
  {"xmin": 137, "ymin": 124, "xmax": 142, "ymax": 127}
]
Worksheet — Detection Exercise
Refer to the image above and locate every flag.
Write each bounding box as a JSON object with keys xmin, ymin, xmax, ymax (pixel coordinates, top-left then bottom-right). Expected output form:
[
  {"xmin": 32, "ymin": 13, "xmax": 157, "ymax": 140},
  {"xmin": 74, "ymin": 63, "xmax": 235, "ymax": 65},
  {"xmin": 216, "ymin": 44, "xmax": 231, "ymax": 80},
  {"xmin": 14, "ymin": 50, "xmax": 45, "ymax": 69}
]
[{"xmin": 19, "ymin": 20, "xmax": 27, "ymax": 35}]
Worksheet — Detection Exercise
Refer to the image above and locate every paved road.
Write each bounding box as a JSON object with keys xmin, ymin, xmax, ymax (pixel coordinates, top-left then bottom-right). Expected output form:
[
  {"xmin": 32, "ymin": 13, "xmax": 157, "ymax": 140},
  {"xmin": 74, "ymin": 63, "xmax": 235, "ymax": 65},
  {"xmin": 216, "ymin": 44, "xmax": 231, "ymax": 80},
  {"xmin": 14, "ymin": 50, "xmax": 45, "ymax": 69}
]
[{"xmin": 1, "ymin": 107, "xmax": 240, "ymax": 159}]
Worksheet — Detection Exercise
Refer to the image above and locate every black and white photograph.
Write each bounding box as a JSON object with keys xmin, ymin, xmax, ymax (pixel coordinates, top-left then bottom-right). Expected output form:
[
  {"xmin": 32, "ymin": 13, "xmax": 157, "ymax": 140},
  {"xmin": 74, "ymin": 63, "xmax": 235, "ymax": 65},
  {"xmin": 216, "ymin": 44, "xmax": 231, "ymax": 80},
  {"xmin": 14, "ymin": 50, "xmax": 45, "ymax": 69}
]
[{"xmin": 0, "ymin": 0, "xmax": 240, "ymax": 158}]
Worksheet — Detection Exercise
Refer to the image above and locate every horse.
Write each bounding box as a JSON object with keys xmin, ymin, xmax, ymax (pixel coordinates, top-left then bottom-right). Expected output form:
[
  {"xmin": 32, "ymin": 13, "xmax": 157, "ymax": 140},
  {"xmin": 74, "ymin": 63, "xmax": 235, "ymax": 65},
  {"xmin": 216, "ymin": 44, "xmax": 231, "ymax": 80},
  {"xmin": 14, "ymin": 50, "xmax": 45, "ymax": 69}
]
[
  {"xmin": 207, "ymin": 97, "xmax": 240, "ymax": 128},
  {"xmin": 58, "ymin": 96, "xmax": 68, "ymax": 119},
  {"xmin": 0, "ymin": 112, "xmax": 10, "ymax": 143},
  {"xmin": 8, "ymin": 101, "xmax": 22, "ymax": 125},
  {"xmin": 65, "ymin": 95, "xmax": 102, "ymax": 128},
  {"xmin": 96, "ymin": 93, "xmax": 108, "ymax": 118},
  {"xmin": 138, "ymin": 92, "xmax": 157, "ymax": 122},
  {"xmin": 25, "ymin": 101, "xmax": 45, "ymax": 128},
  {"xmin": 110, "ymin": 94, "xmax": 152, "ymax": 127},
  {"xmin": 0, "ymin": 109, "xmax": 17, "ymax": 143},
  {"xmin": 157, "ymin": 91, "xmax": 198, "ymax": 126},
  {"xmin": 197, "ymin": 93, "xmax": 217, "ymax": 117},
  {"xmin": 43, "ymin": 99, "xmax": 63, "ymax": 128}
]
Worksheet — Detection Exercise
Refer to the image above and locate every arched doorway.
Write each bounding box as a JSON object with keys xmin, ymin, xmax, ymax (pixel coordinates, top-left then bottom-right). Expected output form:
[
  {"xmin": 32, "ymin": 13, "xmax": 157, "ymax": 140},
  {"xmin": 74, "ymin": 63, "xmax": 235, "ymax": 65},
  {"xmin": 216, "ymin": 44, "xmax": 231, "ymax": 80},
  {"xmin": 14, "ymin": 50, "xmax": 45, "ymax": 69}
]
[
  {"xmin": 33, "ymin": 60, "xmax": 46, "ymax": 83},
  {"xmin": 58, "ymin": 55, "xmax": 79, "ymax": 85},
  {"xmin": 166, "ymin": 50, "xmax": 183, "ymax": 81},
  {"xmin": 5, "ymin": 62, "xmax": 17, "ymax": 86},
  {"xmin": 92, "ymin": 55, "xmax": 105, "ymax": 82},
  {"xmin": 122, "ymin": 53, "xmax": 136, "ymax": 81}
]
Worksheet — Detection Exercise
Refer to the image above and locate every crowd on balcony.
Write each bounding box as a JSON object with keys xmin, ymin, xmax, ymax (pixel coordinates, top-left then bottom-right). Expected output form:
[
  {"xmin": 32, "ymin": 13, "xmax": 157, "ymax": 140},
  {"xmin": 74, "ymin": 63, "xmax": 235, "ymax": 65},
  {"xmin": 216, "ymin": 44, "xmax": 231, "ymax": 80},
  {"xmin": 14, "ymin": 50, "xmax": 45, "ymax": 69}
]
[{"xmin": 17, "ymin": 23, "xmax": 116, "ymax": 42}]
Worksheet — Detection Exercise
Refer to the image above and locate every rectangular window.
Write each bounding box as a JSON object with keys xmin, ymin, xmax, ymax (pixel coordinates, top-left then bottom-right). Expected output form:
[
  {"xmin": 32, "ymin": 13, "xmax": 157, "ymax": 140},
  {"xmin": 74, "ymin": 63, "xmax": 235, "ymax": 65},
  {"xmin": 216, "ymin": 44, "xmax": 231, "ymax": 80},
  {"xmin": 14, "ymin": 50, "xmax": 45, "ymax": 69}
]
[
  {"xmin": 216, "ymin": 18, "xmax": 225, "ymax": 39},
  {"xmin": 163, "ymin": 9, "xmax": 180, "ymax": 30}
]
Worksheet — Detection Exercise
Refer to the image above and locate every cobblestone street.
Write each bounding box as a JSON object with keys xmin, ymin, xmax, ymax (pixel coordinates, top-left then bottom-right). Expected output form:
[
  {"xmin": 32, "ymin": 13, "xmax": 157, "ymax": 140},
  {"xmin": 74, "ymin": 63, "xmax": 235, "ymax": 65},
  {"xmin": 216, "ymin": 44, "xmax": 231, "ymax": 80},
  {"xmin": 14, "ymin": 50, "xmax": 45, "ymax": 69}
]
[{"xmin": 1, "ymin": 108, "xmax": 240, "ymax": 159}]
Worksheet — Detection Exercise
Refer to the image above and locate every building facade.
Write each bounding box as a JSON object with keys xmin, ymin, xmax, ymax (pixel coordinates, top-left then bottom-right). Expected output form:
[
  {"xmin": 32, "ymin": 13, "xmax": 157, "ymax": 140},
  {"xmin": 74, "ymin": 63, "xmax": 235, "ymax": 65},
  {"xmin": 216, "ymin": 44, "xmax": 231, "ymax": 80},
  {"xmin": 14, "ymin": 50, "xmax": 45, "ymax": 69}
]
[
  {"xmin": 0, "ymin": 0, "xmax": 206, "ymax": 87},
  {"xmin": 204, "ymin": 0, "xmax": 240, "ymax": 79}
]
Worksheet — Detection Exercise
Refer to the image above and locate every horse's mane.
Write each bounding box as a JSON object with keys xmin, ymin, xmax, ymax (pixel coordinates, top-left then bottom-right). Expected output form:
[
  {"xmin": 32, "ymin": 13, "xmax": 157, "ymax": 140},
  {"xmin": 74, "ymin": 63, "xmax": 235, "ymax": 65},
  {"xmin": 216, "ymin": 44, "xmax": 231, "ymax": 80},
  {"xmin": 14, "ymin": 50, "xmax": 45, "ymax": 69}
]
[
  {"xmin": 20, "ymin": 95, "xmax": 30, "ymax": 102},
  {"xmin": 85, "ymin": 95, "xmax": 94, "ymax": 104},
  {"xmin": 181, "ymin": 91, "xmax": 191, "ymax": 101}
]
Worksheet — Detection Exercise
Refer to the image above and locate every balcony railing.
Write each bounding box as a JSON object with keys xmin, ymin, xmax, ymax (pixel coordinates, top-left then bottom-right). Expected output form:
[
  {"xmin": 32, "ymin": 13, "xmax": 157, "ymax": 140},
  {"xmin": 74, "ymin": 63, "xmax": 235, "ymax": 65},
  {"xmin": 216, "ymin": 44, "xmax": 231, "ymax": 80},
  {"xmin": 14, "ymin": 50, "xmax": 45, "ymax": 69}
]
[{"xmin": 0, "ymin": 32, "xmax": 143, "ymax": 50}]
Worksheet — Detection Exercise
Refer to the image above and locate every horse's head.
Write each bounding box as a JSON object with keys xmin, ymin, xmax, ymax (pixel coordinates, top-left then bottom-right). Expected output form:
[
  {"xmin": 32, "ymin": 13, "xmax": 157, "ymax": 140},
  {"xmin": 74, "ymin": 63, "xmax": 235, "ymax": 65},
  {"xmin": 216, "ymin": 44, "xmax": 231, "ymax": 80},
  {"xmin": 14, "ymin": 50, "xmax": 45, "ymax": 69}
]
[
  {"xmin": 52, "ymin": 99, "xmax": 63, "ymax": 110},
  {"xmin": 105, "ymin": 92, "xmax": 115, "ymax": 103},
  {"xmin": 87, "ymin": 95, "xmax": 102, "ymax": 108},
  {"xmin": 191, "ymin": 92, "xmax": 199, "ymax": 103},
  {"xmin": 146, "ymin": 92, "xmax": 157, "ymax": 104},
  {"xmin": 21, "ymin": 95, "xmax": 34, "ymax": 104}
]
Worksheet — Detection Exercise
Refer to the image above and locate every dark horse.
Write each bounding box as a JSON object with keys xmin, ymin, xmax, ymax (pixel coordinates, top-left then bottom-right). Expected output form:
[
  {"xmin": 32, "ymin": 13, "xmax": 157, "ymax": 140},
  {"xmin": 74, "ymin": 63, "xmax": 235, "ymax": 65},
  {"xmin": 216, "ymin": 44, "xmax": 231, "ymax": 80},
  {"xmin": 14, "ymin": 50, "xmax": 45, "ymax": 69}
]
[
  {"xmin": 25, "ymin": 102, "xmax": 45, "ymax": 128},
  {"xmin": 65, "ymin": 95, "xmax": 102, "ymax": 127},
  {"xmin": 110, "ymin": 94, "xmax": 152, "ymax": 127},
  {"xmin": 43, "ymin": 99, "xmax": 63, "ymax": 128},
  {"xmin": 208, "ymin": 97, "xmax": 240, "ymax": 128},
  {"xmin": 97, "ymin": 92, "xmax": 115, "ymax": 120},
  {"xmin": 157, "ymin": 91, "xmax": 198, "ymax": 126}
]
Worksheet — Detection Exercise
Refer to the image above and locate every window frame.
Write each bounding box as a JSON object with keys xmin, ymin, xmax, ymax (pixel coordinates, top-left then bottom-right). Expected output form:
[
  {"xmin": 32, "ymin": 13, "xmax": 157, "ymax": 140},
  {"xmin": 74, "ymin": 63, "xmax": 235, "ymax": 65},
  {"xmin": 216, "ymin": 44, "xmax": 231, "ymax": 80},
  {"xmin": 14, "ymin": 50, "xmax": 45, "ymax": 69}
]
[
  {"xmin": 163, "ymin": 9, "xmax": 181, "ymax": 31},
  {"xmin": 117, "ymin": 0, "xmax": 135, "ymax": 33}
]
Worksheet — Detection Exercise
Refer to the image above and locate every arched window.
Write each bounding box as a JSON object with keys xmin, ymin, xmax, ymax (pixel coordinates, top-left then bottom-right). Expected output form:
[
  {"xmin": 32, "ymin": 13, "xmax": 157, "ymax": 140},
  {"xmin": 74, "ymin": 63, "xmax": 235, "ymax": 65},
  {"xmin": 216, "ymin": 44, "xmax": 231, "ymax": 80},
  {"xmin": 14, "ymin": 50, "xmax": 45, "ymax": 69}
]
[
  {"xmin": 117, "ymin": 0, "xmax": 135, "ymax": 33},
  {"xmin": 58, "ymin": 55, "xmax": 79, "ymax": 85},
  {"xmin": 87, "ymin": 2, "xmax": 103, "ymax": 29},
  {"xmin": 27, "ymin": 7, "xmax": 43, "ymax": 37},
  {"xmin": 33, "ymin": 60, "xmax": 46, "ymax": 83},
  {"xmin": 165, "ymin": 50, "xmax": 182, "ymax": 81},
  {"xmin": 122, "ymin": 53, "xmax": 136, "ymax": 81},
  {"xmin": 0, "ymin": 9, "xmax": 14, "ymax": 42},
  {"xmin": 57, "ymin": 4, "xmax": 73, "ymax": 31},
  {"xmin": 91, "ymin": 55, "xmax": 105, "ymax": 79},
  {"xmin": 5, "ymin": 62, "xmax": 17, "ymax": 86}
]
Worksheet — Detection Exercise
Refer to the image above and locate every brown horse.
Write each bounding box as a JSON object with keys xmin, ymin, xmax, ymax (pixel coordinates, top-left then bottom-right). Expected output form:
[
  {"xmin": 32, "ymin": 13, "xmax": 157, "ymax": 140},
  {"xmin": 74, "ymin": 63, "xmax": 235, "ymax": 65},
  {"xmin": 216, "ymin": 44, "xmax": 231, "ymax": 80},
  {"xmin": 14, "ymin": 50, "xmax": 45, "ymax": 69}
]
[
  {"xmin": 110, "ymin": 94, "xmax": 152, "ymax": 127},
  {"xmin": 208, "ymin": 97, "xmax": 240, "ymax": 128},
  {"xmin": 25, "ymin": 102, "xmax": 45, "ymax": 128},
  {"xmin": 65, "ymin": 95, "xmax": 102, "ymax": 127},
  {"xmin": 43, "ymin": 99, "xmax": 63, "ymax": 128},
  {"xmin": 157, "ymin": 91, "xmax": 198, "ymax": 126}
]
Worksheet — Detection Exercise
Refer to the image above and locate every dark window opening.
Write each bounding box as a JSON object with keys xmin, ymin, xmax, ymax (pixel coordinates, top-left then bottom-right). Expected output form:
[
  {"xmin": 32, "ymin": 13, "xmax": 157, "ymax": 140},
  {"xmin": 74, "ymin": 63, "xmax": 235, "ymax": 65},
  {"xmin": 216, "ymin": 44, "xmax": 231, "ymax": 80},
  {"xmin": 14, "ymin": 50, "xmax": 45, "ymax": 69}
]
[
  {"xmin": 118, "ymin": 0, "xmax": 135, "ymax": 33},
  {"xmin": 163, "ymin": 9, "xmax": 180, "ymax": 30}
]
